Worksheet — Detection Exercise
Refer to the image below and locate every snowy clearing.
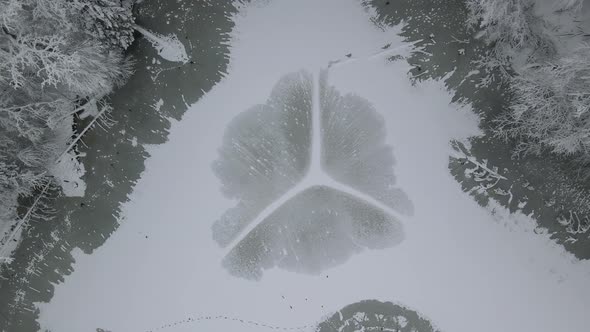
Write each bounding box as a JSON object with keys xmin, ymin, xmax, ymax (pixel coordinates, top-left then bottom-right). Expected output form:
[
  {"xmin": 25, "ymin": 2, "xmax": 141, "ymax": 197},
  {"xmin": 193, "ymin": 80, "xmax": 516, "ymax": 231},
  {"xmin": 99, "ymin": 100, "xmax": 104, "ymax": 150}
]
[{"xmin": 37, "ymin": 1, "xmax": 590, "ymax": 332}]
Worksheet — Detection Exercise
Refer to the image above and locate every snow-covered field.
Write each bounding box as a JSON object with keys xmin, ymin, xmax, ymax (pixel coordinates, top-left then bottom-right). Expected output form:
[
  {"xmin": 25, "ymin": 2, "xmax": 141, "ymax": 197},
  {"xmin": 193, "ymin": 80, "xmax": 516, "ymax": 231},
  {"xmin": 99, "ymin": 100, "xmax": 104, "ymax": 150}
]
[{"xmin": 37, "ymin": 1, "xmax": 590, "ymax": 331}]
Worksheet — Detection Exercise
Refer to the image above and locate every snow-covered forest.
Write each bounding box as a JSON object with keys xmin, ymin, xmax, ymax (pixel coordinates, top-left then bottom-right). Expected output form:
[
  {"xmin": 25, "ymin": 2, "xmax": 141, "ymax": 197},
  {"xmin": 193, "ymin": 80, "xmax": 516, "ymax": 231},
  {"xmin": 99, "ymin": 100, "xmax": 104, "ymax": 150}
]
[
  {"xmin": 0, "ymin": 0, "xmax": 135, "ymax": 261},
  {"xmin": 1, "ymin": 0, "xmax": 590, "ymax": 331},
  {"xmin": 0, "ymin": 0, "xmax": 587, "ymax": 269},
  {"xmin": 467, "ymin": 0, "xmax": 590, "ymax": 177}
]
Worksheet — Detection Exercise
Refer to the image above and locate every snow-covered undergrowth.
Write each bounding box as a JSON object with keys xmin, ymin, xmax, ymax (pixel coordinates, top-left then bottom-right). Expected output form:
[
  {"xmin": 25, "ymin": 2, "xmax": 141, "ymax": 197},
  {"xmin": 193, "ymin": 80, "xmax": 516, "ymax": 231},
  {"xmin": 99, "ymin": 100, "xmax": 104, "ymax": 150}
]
[
  {"xmin": 0, "ymin": 0, "xmax": 134, "ymax": 265},
  {"xmin": 467, "ymin": 0, "xmax": 590, "ymax": 172},
  {"xmin": 467, "ymin": 0, "xmax": 586, "ymax": 72},
  {"xmin": 37, "ymin": 1, "xmax": 590, "ymax": 332}
]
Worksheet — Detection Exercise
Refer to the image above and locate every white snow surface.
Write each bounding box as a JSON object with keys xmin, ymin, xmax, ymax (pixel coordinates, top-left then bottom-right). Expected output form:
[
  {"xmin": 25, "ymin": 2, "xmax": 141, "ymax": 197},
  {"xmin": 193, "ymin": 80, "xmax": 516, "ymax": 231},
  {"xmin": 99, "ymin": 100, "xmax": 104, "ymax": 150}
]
[{"xmin": 37, "ymin": 1, "xmax": 590, "ymax": 332}]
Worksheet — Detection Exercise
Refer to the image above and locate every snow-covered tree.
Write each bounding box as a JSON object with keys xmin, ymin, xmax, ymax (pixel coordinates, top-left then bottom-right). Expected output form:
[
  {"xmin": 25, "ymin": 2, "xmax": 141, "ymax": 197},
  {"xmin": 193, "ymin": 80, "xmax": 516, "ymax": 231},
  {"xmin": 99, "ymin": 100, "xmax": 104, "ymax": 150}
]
[
  {"xmin": 495, "ymin": 44, "xmax": 590, "ymax": 167},
  {"xmin": 466, "ymin": 0, "xmax": 556, "ymax": 73},
  {"xmin": 75, "ymin": 0, "xmax": 135, "ymax": 49},
  {"xmin": 467, "ymin": 0, "xmax": 590, "ymax": 177},
  {"xmin": 1, "ymin": 1, "xmax": 133, "ymax": 95},
  {"xmin": 0, "ymin": 0, "xmax": 134, "ymax": 262}
]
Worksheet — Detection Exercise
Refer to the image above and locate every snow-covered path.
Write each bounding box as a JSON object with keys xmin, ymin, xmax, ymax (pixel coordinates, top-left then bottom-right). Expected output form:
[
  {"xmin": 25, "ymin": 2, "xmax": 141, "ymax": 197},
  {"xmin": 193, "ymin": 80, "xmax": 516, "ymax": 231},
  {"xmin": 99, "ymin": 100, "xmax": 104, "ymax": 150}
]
[{"xmin": 37, "ymin": 1, "xmax": 590, "ymax": 331}]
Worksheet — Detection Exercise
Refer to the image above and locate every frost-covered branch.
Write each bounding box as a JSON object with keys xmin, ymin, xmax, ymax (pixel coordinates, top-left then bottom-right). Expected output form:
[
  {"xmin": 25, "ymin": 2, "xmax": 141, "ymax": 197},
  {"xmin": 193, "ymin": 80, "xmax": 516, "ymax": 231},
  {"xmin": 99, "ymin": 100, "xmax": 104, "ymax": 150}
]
[
  {"xmin": 451, "ymin": 141, "xmax": 507, "ymax": 194},
  {"xmin": 467, "ymin": 0, "xmax": 590, "ymax": 178},
  {"xmin": 494, "ymin": 44, "xmax": 590, "ymax": 170},
  {"xmin": 466, "ymin": 0, "xmax": 557, "ymax": 75},
  {"xmin": 55, "ymin": 100, "xmax": 112, "ymax": 163},
  {"xmin": 0, "ymin": 181, "xmax": 51, "ymax": 259}
]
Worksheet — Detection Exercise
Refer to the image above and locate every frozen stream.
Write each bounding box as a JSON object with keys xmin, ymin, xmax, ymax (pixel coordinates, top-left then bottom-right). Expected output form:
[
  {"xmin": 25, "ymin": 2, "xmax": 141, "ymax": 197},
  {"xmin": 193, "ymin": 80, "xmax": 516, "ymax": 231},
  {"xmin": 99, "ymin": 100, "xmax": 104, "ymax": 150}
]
[{"xmin": 1, "ymin": 0, "xmax": 590, "ymax": 332}]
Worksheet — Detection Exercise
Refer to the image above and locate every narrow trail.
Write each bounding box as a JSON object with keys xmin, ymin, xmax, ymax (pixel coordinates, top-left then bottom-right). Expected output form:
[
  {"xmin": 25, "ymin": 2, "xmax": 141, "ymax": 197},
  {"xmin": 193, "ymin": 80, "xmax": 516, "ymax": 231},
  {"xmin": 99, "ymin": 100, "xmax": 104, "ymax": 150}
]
[
  {"xmin": 143, "ymin": 314, "xmax": 318, "ymax": 332},
  {"xmin": 310, "ymin": 69, "xmax": 322, "ymax": 173}
]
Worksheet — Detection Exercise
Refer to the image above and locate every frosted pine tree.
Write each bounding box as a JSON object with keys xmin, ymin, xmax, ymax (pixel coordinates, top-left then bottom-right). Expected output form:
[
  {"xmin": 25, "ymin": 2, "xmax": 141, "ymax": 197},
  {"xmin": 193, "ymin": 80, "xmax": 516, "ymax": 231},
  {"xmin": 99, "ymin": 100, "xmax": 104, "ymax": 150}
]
[
  {"xmin": 76, "ymin": 0, "xmax": 135, "ymax": 49},
  {"xmin": 467, "ymin": 0, "xmax": 590, "ymax": 177},
  {"xmin": 495, "ymin": 44, "xmax": 590, "ymax": 166},
  {"xmin": 466, "ymin": 0, "xmax": 555, "ymax": 75}
]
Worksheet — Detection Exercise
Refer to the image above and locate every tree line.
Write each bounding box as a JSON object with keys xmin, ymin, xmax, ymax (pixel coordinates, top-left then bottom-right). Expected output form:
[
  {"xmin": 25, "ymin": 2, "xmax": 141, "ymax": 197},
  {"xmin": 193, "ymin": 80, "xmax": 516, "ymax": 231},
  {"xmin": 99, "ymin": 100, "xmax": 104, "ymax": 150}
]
[
  {"xmin": 0, "ymin": 0, "xmax": 135, "ymax": 260},
  {"xmin": 467, "ymin": 0, "xmax": 590, "ymax": 178}
]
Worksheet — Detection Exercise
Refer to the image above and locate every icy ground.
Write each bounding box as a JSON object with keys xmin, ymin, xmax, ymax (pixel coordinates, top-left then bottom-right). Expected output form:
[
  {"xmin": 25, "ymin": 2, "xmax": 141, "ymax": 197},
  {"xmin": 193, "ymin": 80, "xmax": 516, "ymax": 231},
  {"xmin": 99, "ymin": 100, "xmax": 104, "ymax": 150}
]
[{"xmin": 37, "ymin": 0, "xmax": 590, "ymax": 331}]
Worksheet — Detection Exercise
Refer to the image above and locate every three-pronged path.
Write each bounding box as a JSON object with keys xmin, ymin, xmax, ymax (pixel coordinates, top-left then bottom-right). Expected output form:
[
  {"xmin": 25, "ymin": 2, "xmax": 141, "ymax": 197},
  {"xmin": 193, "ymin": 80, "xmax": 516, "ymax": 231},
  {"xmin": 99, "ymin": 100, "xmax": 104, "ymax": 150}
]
[{"xmin": 214, "ymin": 70, "xmax": 411, "ymax": 279}]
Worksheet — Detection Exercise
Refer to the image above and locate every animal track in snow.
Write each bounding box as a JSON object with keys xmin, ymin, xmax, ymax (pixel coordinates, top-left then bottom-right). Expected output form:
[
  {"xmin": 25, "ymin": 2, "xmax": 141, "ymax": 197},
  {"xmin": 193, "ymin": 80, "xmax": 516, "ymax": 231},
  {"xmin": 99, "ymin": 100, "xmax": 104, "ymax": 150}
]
[{"xmin": 213, "ymin": 70, "xmax": 413, "ymax": 279}]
